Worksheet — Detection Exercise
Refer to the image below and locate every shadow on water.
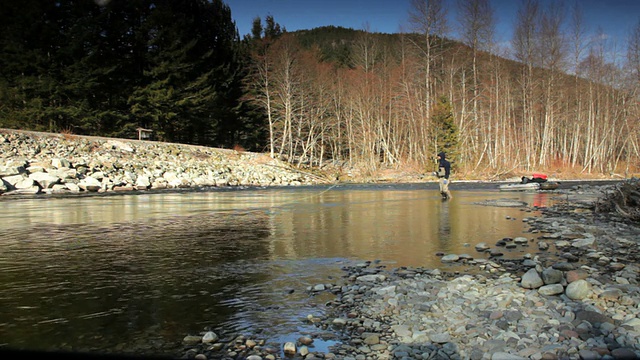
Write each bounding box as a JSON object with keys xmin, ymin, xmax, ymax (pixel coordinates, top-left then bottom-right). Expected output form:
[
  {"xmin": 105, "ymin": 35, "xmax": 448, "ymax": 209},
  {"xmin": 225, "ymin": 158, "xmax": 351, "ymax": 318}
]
[{"xmin": 0, "ymin": 182, "xmax": 599, "ymax": 356}]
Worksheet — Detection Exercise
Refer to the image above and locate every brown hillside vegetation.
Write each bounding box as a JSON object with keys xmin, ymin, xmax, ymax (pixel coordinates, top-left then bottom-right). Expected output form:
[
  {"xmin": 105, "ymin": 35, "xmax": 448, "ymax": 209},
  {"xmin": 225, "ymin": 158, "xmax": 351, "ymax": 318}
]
[{"xmin": 244, "ymin": 23, "xmax": 640, "ymax": 179}]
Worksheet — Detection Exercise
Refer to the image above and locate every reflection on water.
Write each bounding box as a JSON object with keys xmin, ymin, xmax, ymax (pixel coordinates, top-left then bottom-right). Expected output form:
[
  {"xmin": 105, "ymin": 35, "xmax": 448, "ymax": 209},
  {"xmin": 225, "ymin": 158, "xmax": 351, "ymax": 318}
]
[{"xmin": 0, "ymin": 184, "xmax": 557, "ymax": 356}]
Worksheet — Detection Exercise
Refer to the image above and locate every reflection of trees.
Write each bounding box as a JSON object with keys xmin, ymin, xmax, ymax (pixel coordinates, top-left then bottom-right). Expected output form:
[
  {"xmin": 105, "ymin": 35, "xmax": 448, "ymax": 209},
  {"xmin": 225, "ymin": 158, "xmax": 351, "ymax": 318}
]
[
  {"xmin": 266, "ymin": 187, "xmax": 534, "ymax": 267},
  {"xmin": 269, "ymin": 188, "xmax": 443, "ymax": 264}
]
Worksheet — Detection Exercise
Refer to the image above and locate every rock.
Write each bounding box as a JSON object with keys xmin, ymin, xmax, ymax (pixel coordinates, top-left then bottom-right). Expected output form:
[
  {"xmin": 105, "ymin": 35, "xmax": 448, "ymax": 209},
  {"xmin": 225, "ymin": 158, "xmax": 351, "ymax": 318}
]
[
  {"xmin": 391, "ymin": 325, "xmax": 412, "ymax": 337},
  {"xmin": 429, "ymin": 333, "xmax": 451, "ymax": 343},
  {"xmin": 565, "ymin": 269, "xmax": 589, "ymax": 283},
  {"xmin": 475, "ymin": 242, "xmax": 490, "ymax": 251},
  {"xmin": 202, "ymin": 331, "xmax": 218, "ymax": 343},
  {"xmin": 135, "ymin": 175, "xmax": 151, "ymax": 189},
  {"xmin": 572, "ymin": 238, "xmax": 595, "ymax": 248},
  {"xmin": 599, "ymin": 288, "xmax": 623, "ymax": 301},
  {"xmin": 609, "ymin": 262, "xmax": 626, "ymax": 271},
  {"xmin": 611, "ymin": 348, "xmax": 638, "ymax": 359},
  {"xmin": 551, "ymin": 262, "xmax": 576, "ymax": 271},
  {"xmin": 492, "ymin": 352, "xmax": 526, "ymax": 360},
  {"xmin": 622, "ymin": 318, "xmax": 640, "ymax": 330},
  {"xmin": 575, "ymin": 310, "xmax": 614, "ymax": 325},
  {"xmin": 183, "ymin": 335, "xmax": 202, "ymax": 345},
  {"xmin": 356, "ymin": 274, "xmax": 386, "ymax": 282},
  {"xmin": 521, "ymin": 268, "xmax": 544, "ymax": 289},
  {"xmin": 513, "ymin": 237, "xmax": 528, "ymax": 244},
  {"xmin": 332, "ymin": 318, "xmax": 347, "ymax": 327},
  {"xmin": 283, "ymin": 342, "xmax": 296, "ymax": 355},
  {"xmin": 299, "ymin": 346, "xmax": 309, "ymax": 356},
  {"xmin": 65, "ymin": 182, "xmax": 81, "ymax": 192},
  {"xmin": 3, "ymin": 174, "xmax": 35, "ymax": 189},
  {"xmin": 51, "ymin": 158, "xmax": 71, "ymax": 169},
  {"xmin": 363, "ymin": 334, "xmax": 379, "ymax": 345},
  {"xmin": 565, "ymin": 279, "xmax": 591, "ymax": 300},
  {"xmin": 538, "ymin": 284, "xmax": 564, "ymax": 296},
  {"xmin": 489, "ymin": 248, "xmax": 504, "ymax": 257},
  {"xmin": 0, "ymin": 163, "xmax": 26, "ymax": 177},
  {"xmin": 541, "ymin": 267, "xmax": 563, "ymax": 285},
  {"xmin": 441, "ymin": 254, "xmax": 459, "ymax": 262},
  {"xmin": 577, "ymin": 350, "xmax": 600, "ymax": 360},
  {"xmin": 78, "ymin": 176, "xmax": 102, "ymax": 192}
]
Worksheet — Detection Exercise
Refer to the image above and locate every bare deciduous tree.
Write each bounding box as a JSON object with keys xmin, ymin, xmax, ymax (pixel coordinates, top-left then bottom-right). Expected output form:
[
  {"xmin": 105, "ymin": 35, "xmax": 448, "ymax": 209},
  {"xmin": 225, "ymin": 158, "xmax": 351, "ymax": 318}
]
[{"xmin": 456, "ymin": 0, "xmax": 496, "ymax": 168}]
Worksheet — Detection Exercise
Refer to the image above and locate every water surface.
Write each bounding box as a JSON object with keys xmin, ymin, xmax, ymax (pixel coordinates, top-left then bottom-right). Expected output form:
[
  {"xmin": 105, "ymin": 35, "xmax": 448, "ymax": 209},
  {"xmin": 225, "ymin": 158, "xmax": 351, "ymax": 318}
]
[{"xmin": 0, "ymin": 183, "xmax": 560, "ymax": 356}]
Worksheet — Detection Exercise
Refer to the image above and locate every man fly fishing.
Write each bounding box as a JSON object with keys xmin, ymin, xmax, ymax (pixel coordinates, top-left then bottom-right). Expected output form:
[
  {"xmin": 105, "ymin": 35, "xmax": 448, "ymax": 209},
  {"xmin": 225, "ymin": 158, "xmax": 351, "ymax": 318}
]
[{"xmin": 435, "ymin": 152, "xmax": 452, "ymax": 200}]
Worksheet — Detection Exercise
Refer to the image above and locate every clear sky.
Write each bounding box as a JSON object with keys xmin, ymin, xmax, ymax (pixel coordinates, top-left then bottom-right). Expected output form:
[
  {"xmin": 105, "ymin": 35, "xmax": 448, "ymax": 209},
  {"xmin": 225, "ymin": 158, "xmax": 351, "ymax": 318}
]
[{"xmin": 225, "ymin": 0, "xmax": 639, "ymax": 58}]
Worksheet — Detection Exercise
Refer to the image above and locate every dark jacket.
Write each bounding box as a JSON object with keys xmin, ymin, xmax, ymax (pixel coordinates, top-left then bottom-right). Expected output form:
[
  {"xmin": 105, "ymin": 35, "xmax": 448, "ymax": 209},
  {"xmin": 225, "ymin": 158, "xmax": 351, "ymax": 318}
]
[{"xmin": 437, "ymin": 152, "xmax": 451, "ymax": 179}]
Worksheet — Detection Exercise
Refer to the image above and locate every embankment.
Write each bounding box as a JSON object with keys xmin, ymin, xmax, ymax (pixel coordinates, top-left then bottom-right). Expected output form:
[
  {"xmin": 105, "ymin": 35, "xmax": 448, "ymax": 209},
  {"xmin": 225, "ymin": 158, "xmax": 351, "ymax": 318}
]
[{"xmin": 0, "ymin": 129, "xmax": 325, "ymax": 196}]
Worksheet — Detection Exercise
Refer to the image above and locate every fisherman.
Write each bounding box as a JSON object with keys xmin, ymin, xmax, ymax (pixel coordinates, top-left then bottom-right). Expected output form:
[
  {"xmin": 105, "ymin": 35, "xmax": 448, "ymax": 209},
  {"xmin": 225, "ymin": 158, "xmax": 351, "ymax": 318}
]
[{"xmin": 435, "ymin": 152, "xmax": 452, "ymax": 200}]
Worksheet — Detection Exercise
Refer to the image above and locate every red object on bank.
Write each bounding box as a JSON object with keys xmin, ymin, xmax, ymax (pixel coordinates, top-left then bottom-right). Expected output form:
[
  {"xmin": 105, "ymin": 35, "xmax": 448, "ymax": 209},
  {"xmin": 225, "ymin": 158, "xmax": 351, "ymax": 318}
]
[{"xmin": 532, "ymin": 173, "xmax": 548, "ymax": 180}]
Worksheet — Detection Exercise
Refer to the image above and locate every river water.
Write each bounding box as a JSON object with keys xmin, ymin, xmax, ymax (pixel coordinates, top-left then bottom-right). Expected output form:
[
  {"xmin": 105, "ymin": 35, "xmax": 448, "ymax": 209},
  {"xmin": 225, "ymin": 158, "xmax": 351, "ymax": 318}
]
[{"xmin": 0, "ymin": 182, "xmax": 564, "ymax": 356}]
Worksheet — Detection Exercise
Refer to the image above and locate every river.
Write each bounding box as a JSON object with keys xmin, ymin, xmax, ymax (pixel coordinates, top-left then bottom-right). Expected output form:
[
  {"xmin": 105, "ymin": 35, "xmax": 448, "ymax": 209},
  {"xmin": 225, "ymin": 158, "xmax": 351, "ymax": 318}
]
[{"xmin": 0, "ymin": 182, "xmax": 567, "ymax": 357}]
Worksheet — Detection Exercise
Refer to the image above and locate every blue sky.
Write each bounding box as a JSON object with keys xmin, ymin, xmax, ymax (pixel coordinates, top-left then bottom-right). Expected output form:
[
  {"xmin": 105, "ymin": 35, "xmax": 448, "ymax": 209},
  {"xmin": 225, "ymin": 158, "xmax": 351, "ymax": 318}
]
[{"xmin": 225, "ymin": 0, "xmax": 639, "ymax": 56}]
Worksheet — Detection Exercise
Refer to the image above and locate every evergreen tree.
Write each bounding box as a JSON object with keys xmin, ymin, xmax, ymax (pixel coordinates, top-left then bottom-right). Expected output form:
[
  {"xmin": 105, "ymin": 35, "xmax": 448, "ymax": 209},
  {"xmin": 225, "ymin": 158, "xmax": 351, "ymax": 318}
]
[
  {"xmin": 1, "ymin": 0, "xmax": 260, "ymax": 148},
  {"xmin": 431, "ymin": 95, "xmax": 460, "ymax": 166},
  {"xmin": 127, "ymin": 0, "xmax": 246, "ymax": 146},
  {"xmin": 251, "ymin": 16, "xmax": 263, "ymax": 40},
  {"xmin": 0, "ymin": 0, "xmax": 69, "ymax": 131},
  {"xmin": 0, "ymin": 0, "xmax": 145, "ymax": 136},
  {"xmin": 264, "ymin": 15, "xmax": 283, "ymax": 38}
]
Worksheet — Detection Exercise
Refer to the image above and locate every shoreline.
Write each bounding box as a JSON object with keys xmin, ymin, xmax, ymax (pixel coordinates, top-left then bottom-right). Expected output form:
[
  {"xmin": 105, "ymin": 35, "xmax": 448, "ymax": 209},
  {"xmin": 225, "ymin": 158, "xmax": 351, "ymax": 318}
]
[
  {"xmin": 1, "ymin": 128, "xmax": 633, "ymax": 199},
  {"xmin": 176, "ymin": 181, "xmax": 640, "ymax": 360}
]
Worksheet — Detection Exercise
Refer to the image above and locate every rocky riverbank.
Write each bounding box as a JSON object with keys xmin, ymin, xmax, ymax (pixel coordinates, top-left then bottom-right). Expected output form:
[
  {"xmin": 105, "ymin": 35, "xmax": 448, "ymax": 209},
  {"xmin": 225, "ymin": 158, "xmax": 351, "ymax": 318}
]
[
  {"xmin": 177, "ymin": 181, "xmax": 640, "ymax": 360},
  {"xmin": 0, "ymin": 129, "xmax": 324, "ymax": 196}
]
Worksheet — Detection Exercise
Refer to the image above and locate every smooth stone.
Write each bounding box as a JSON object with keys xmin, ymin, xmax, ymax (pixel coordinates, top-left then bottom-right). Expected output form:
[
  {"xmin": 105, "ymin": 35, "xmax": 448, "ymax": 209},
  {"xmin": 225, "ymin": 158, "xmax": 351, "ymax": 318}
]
[
  {"xmin": 441, "ymin": 254, "xmax": 459, "ymax": 262},
  {"xmin": 538, "ymin": 284, "xmax": 565, "ymax": 296},
  {"xmin": 521, "ymin": 268, "xmax": 544, "ymax": 289},
  {"xmin": 565, "ymin": 279, "xmax": 591, "ymax": 300},
  {"xmin": 202, "ymin": 331, "xmax": 218, "ymax": 343}
]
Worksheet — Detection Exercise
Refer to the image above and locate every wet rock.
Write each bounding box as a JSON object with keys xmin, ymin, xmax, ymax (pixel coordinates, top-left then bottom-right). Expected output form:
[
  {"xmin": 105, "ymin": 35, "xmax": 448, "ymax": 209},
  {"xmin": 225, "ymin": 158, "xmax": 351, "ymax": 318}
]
[
  {"xmin": 475, "ymin": 242, "xmax": 490, "ymax": 252},
  {"xmin": 513, "ymin": 237, "xmax": 528, "ymax": 244},
  {"xmin": 489, "ymin": 249, "xmax": 504, "ymax": 257},
  {"xmin": 183, "ymin": 335, "xmax": 202, "ymax": 345},
  {"xmin": 202, "ymin": 331, "xmax": 218, "ymax": 344},
  {"xmin": 441, "ymin": 254, "xmax": 459, "ymax": 262},
  {"xmin": 283, "ymin": 342, "xmax": 296, "ymax": 355}
]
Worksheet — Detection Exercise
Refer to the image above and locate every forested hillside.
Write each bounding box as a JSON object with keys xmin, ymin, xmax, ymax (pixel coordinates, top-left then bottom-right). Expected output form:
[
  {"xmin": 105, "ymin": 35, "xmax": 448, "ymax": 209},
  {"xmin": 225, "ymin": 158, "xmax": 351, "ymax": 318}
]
[
  {"xmin": 1, "ymin": 0, "xmax": 638, "ymax": 179},
  {"xmin": 0, "ymin": 0, "xmax": 264, "ymax": 150}
]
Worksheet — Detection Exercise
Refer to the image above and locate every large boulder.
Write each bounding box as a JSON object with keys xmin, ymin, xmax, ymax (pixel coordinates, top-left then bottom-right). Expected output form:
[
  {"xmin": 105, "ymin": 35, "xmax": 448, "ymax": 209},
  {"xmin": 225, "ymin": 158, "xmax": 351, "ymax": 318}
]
[{"xmin": 29, "ymin": 172, "xmax": 60, "ymax": 189}]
